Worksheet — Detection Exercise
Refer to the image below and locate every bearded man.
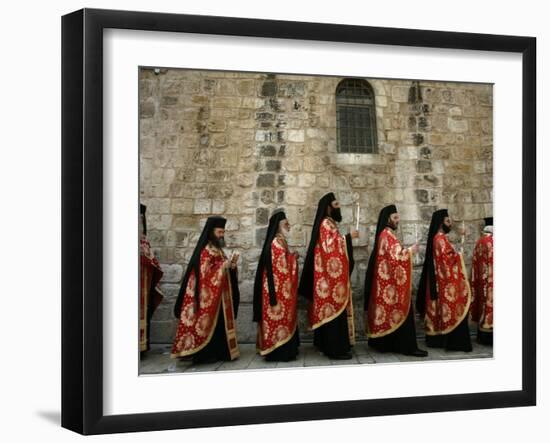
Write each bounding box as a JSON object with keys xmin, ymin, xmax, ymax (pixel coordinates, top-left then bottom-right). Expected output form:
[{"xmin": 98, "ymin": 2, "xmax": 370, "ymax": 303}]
[
  {"xmin": 364, "ymin": 205, "xmax": 427, "ymax": 357},
  {"xmin": 299, "ymin": 192, "xmax": 358, "ymax": 360},
  {"xmin": 416, "ymin": 209, "xmax": 472, "ymax": 352}
]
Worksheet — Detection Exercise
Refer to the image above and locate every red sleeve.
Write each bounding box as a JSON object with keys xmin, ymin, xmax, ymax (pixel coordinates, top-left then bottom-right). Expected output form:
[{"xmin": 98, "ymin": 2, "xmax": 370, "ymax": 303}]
[
  {"xmin": 387, "ymin": 232, "xmax": 411, "ymax": 263},
  {"xmin": 197, "ymin": 248, "xmax": 226, "ymax": 299},
  {"xmin": 433, "ymin": 234, "xmax": 458, "ymax": 284}
]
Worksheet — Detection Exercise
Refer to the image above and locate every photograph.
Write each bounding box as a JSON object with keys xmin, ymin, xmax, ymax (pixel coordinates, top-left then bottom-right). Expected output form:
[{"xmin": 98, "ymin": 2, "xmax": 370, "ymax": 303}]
[
  {"xmin": 0, "ymin": 0, "xmax": 544, "ymax": 439},
  {"xmin": 57, "ymin": 3, "xmax": 538, "ymax": 436},
  {"xmin": 138, "ymin": 67, "xmax": 494, "ymax": 375}
]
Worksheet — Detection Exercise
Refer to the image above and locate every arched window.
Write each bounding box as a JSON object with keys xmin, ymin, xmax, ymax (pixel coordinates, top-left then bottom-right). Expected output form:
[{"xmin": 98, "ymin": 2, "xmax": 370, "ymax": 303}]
[{"xmin": 336, "ymin": 79, "xmax": 378, "ymax": 154}]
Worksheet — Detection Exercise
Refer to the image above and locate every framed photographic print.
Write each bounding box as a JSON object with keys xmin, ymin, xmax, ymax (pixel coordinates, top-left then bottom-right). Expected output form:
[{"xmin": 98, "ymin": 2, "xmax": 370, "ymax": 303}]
[{"xmin": 61, "ymin": 8, "xmax": 536, "ymax": 435}]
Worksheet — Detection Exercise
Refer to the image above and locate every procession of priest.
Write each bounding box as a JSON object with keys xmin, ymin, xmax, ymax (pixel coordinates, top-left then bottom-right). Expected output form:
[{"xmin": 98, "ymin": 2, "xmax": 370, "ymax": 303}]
[{"xmin": 140, "ymin": 192, "xmax": 494, "ymax": 365}]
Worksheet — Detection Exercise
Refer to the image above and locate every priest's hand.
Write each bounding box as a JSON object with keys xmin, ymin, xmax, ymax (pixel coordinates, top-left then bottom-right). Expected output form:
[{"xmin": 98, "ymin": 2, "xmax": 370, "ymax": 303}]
[
  {"xmin": 350, "ymin": 229, "xmax": 359, "ymax": 239},
  {"xmin": 410, "ymin": 242, "xmax": 419, "ymax": 254},
  {"xmin": 230, "ymin": 251, "xmax": 239, "ymax": 269}
]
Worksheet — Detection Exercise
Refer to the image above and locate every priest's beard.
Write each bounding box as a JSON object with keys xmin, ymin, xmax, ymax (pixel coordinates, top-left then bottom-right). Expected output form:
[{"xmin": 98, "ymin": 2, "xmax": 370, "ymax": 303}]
[
  {"xmin": 331, "ymin": 208, "xmax": 342, "ymax": 222},
  {"xmin": 442, "ymin": 224, "xmax": 451, "ymax": 234},
  {"xmin": 210, "ymin": 235, "xmax": 226, "ymax": 248}
]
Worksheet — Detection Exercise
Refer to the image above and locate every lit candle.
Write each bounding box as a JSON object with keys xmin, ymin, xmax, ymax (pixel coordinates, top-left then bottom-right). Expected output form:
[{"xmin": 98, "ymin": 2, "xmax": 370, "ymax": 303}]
[{"xmin": 355, "ymin": 203, "xmax": 360, "ymax": 231}]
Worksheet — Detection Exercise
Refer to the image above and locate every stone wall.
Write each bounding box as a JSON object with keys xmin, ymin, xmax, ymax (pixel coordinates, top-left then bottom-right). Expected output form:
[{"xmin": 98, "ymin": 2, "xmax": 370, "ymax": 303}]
[{"xmin": 139, "ymin": 67, "xmax": 493, "ymax": 344}]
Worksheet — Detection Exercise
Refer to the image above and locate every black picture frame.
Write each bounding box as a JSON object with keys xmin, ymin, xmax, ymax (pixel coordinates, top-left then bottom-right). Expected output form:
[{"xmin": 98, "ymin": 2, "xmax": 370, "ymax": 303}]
[{"xmin": 61, "ymin": 8, "xmax": 536, "ymax": 435}]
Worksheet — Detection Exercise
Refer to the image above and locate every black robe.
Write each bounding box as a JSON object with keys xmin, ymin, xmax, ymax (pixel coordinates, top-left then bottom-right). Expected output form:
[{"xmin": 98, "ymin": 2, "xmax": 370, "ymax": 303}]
[
  {"xmin": 425, "ymin": 315, "xmax": 473, "ymax": 352},
  {"xmin": 265, "ymin": 330, "xmax": 301, "ymax": 362},
  {"xmin": 477, "ymin": 329, "xmax": 493, "ymax": 346},
  {"xmin": 368, "ymin": 303, "xmax": 420, "ymax": 354}
]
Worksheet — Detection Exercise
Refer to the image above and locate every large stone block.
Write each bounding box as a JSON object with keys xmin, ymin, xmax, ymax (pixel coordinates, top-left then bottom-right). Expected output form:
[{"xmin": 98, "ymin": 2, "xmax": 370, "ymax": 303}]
[
  {"xmin": 151, "ymin": 168, "xmax": 176, "ymax": 185},
  {"xmin": 213, "ymin": 96, "xmax": 242, "ymax": 108},
  {"xmin": 225, "ymin": 230, "xmax": 254, "ymax": 248},
  {"xmin": 298, "ymin": 173, "xmax": 316, "ymax": 187},
  {"xmin": 398, "ymin": 145, "xmax": 419, "ymax": 160},
  {"xmin": 284, "ymin": 158, "xmax": 303, "ymax": 172},
  {"xmin": 171, "ymin": 199, "xmax": 193, "ymax": 214},
  {"xmin": 212, "ymin": 200, "xmax": 225, "ymax": 214},
  {"xmin": 158, "ymin": 283, "xmax": 181, "ymax": 301},
  {"xmin": 480, "ymin": 136, "xmax": 493, "ymax": 147},
  {"xmin": 256, "ymin": 173, "xmax": 275, "ymax": 187},
  {"xmin": 303, "ymin": 156, "xmax": 327, "ymax": 173},
  {"xmin": 237, "ymin": 281, "xmax": 255, "ymax": 304},
  {"xmin": 264, "ymin": 160, "xmax": 282, "ymax": 172},
  {"xmin": 278, "ymin": 174, "xmax": 297, "ymax": 186},
  {"xmin": 259, "ymin": 144, "xmax": 277, "ymax": 156},
  {"xmin": 193, "ymin": 199, "xmax": 212, "ymax": 214},
  {"xmin": 448, "ymin": 117, "xmax": 468, "ymax": 133},
  {"xmin": 148, "ymin": 214, "xmax": 173, "ymax": 231},
  {"xmin": 149, "ymin": 319, "xmax": 178, "ymax": 344},
  {"xmin": 288, "ymin": 129, "xmax": 305, "ymax": 142},
  {"xmin": 160, "ymin": 263, "xmax": 184, "ymax": 283},
  {"xmin": 391, "ymin": 85, "xmax": 410, "ymax": 103},
  {"xmin": 416, "ymin": 160, "xmax": 432, "ymax": 173},
  {"xmin": 207, "ymin": 120, "xmax": 227, "ymax": 133},
  {"xmin": 286, "ymin": 188, "xmax": 308, "ymax": 205},
  {"xmin": 210, "ymin": 133, "xmax": 228, "ymax": 148},
  {"xmin": 261, "ymin": 80, "xmax": 277, "ymax": 97},
  {"xmin": 172, "ymin": 215, "xmax": 198, "ymax": 231},
  {"xmin": 255, "ymin": 207, "xmax": 269, "ymax": 225},
  {"xmin": 235, "ymin": 304, "xmax": 256, "ymax": 343},
  {"xmin": 236, "ymin": 79, "xmax": 255, "ymax": 96},
  {"xmin": 445, "ymin": 162, "xmax": 472, "ymax": 174},
  {"xmin": 316, "ymin": 175, "xmax": 330, "ymax": 188}
]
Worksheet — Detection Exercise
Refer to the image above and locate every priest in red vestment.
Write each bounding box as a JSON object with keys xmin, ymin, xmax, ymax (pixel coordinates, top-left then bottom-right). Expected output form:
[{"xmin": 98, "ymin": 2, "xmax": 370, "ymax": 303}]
[
  {"xmin": 470, "ymin": 217, "xmax": 494, "ymax": 345},
  {"xmin": 254, "ymin": 210, "xmax": 300, "ymax": 361},
  {"xmin": 299, "ymin": 193, "xmax": 358, "ymax": 360},
  {"xmin": 139, "ymin": 204, "xmax": 164, "ymax": 353},
  {"xmin": 171, "ymin": 216, "xmax": 240, "ymax": 363},
  {"xmin": 364, "ymin": 205, "xmax": 427, "ymax": 356},
  {"xmin": 416, "ymin": 209, "xmax": 472, "ymax": 352}
]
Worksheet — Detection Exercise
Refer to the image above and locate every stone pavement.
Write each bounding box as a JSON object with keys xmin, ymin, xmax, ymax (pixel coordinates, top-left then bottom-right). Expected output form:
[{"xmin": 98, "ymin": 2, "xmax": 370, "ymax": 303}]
[{"xmin": 139, "ymin": 340, "xmax": 493, "ymax": 375}]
